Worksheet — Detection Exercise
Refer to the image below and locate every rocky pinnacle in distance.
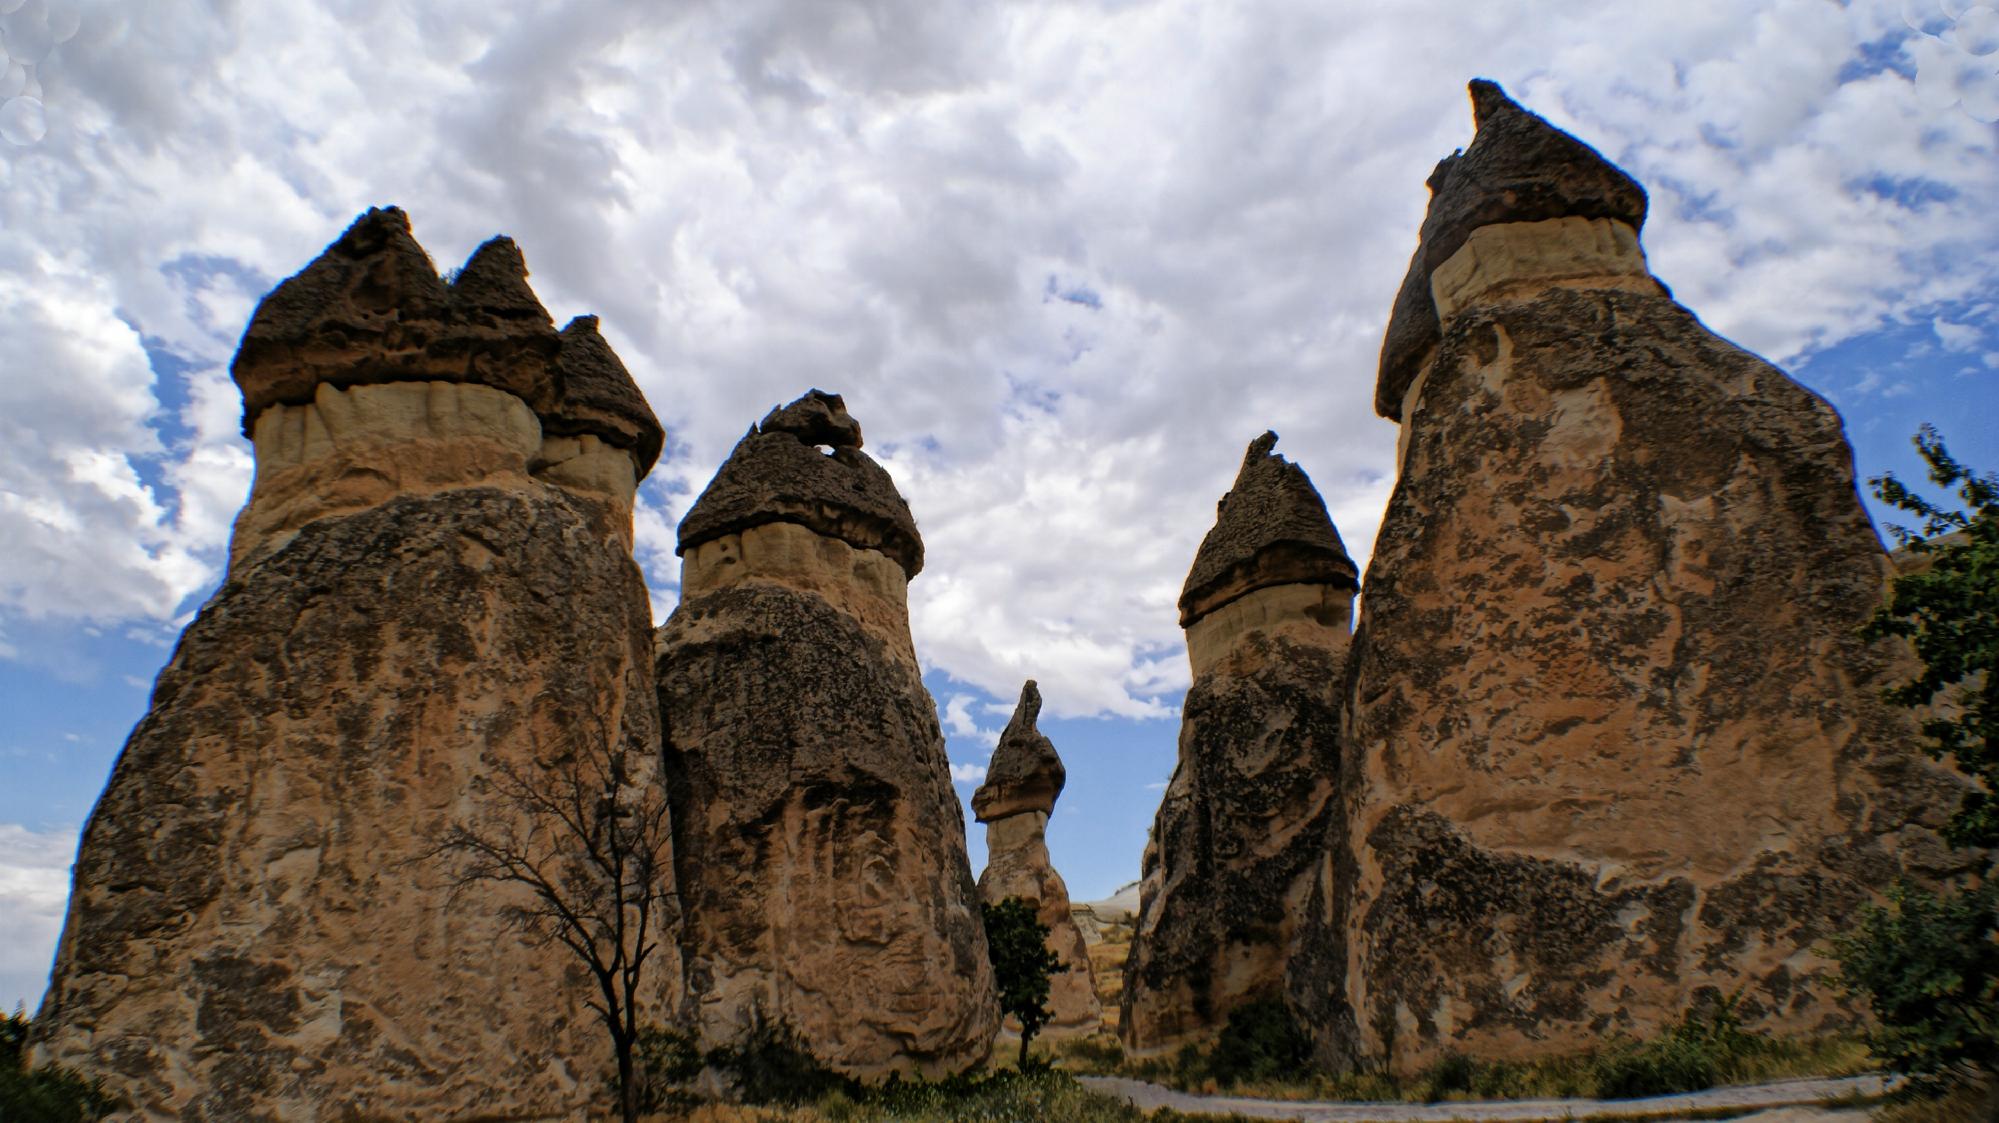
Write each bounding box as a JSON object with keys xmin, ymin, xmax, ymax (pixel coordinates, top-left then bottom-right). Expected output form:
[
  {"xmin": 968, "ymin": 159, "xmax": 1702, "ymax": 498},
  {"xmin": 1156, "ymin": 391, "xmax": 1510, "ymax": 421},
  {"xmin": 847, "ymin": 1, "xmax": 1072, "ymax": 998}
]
[
  {"xmin": 33, "ymin": 207, "xmax": 673, "ymax": 1119},
  {"xmin": 1313, "ymin": 81, "xmax": 1972, "ymax": 1072},
  {"xmin": 657, "ymin": 390, "xmax": 997, "ymax": 1078},
  {"xmin": 973, "ymin": 681, "xmax": 1102, "ymax": 1036},
  {"xmin": 1122, "ymin": 433, "xmax": 1358, "ymax": 1051}
]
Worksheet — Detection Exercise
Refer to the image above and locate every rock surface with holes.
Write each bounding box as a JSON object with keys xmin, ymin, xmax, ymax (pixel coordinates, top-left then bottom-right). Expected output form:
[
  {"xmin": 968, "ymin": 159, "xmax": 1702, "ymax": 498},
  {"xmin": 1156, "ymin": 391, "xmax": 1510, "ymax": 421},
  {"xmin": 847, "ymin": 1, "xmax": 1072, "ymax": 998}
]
[
  {"xmin": 32, "ymin": 207, "xmax": 673, "ymax": 1121},
  {"xmin": 1298, "ymin": 82, "xmax": 1972, "ymax": 1073},
  {"xmin": 1121, "ymin": 433, "xmax": 1358, "ymax": 1052},
  {"xmin": 658, "ymin": 391, "xmax": 997, "ymax": 1078},
  {"xmin": 973, "ymin": 681, "xmax": 1101, "ymax": 1036}
]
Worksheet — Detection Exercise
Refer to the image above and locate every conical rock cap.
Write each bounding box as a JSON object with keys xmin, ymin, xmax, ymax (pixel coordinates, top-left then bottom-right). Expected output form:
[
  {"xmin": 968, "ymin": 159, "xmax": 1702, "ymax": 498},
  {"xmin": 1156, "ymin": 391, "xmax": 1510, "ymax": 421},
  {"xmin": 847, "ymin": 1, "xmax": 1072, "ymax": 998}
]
[
  {"xmin": 1376, "ymin": 80, "xmax": 1648, "ymax": 419},
  {"xmin": 677, "ymin": 390, "xmax": 923, "ymax": 576},
  {"xmin": 1179, "ymin": 431, "xmax": 1356, "ymax": 627},
  {"xmin": 972, "ymin": 680, "xmax": 1066, "ymax": 822}
]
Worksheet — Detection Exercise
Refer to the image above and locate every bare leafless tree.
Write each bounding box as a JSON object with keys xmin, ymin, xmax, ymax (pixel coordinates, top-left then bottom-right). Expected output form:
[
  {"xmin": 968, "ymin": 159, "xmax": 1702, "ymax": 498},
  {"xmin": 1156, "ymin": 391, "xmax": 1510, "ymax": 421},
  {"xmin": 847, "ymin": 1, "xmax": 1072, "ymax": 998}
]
[{"xmin": 432, "ymin": 742, "xmax": 675, "ymax": 1123}]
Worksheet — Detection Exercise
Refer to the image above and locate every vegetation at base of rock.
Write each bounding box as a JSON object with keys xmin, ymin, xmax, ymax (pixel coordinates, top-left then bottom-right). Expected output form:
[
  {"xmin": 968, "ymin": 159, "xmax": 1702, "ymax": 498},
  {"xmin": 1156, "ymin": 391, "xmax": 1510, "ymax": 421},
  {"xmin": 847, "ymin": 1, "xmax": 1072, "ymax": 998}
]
[
  {"xmin": 813, "ymin": 1070, "xmax": 1234, "ymax": 1123},
  {"xmin": 1067, "ymin": 997, "xmax": 1868, "ymax": 1103},
  {"xmin": 0, "ymin": 1012, "xmax": 122, "ymax": 1122},
  {"xmin": 604, "ymin": 1026, "xmax": 706, "ymax": 1114},
  {"xmin": 982, "ymin": 896, "xmax": 1063, "ymax": 1069},
  {"xmin": 1834, "ymin": 426, "xmax": 1999, "ymax": 1103},
  {"xmin": 707, "ymin": 1010, "xmax": 854, "ymax": 1105}
]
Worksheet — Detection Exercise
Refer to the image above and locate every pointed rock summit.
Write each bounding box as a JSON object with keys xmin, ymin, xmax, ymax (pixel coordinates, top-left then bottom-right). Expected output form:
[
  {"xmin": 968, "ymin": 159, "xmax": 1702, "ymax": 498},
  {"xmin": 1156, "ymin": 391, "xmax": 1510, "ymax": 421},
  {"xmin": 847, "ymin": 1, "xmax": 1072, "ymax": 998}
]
[
  {"xmin": 1123, "ymin": 433, "xmax": 1355, "ymax": 1050},
  {"xmin": 658, "ymin": 391, "xmax": 995, "ymax": 1077},
  {"xmin": 1377, "ymin": 79, "xmax": 1649, "ymax": 419},
  {"xmin": 972, "ymin": 681, "xmax": 1065, "ymax": 822},
  {"xmin": 1298, "ymin": 81, "xmax": 1972, "ymax": 1072},
  {"xmin": 35, "ymin": 208, "xmax": 673, "ymax": 1119},
  {"xmin": 973, "ymin": 682, "xmax": 1100, "ymax": 1035}
]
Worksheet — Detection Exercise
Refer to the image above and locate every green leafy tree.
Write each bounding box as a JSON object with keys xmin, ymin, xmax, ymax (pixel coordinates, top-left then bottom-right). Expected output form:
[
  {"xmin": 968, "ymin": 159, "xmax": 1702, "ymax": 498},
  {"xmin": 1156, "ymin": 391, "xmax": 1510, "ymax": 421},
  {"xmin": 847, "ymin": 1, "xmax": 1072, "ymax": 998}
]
[
  {"xmin": 1833, "ymin": 424, "xmax": 1999, "ymax": 1099},
  {"xmin": 982, "ymin": 897, "xmax": 1063, "ymax": 1070}
]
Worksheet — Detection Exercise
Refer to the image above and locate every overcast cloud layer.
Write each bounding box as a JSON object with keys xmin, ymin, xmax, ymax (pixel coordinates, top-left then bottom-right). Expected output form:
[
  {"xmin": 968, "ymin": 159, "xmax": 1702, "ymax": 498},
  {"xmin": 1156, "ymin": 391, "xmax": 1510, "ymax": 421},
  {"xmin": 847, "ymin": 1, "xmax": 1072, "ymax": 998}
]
[{"xmin": 2, "ymin": 0, "xmax": 1996, "ymax": 719}]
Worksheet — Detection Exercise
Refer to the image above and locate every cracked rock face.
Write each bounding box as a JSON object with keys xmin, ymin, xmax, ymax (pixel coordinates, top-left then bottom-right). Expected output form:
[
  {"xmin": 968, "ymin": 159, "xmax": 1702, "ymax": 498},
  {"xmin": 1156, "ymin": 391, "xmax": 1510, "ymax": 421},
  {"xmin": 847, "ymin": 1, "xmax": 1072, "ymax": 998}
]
[
  {"xmin": 1122, "ymin": 434, "xmax": 1355, "ymax": 1052},
  {"xmin": 1315, "ymin": 82, "xmax": 1971, "ymax": 1073},
  {"xmin": 973, "ymin": 682, "xmax": 1101, "ymax": 1035},
  {"xmin": 33, "ymin": 209, "xmax": 673, "ymax": 1120},
  {"xmin": 659, "ymin": 392, "xmax": 996, "ymax": 1078}
]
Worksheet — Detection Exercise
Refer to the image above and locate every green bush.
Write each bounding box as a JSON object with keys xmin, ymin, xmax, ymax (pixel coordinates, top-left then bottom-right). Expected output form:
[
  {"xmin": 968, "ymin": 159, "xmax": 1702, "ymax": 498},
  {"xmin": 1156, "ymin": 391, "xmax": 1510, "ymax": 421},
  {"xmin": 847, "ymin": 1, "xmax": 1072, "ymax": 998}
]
[
  {"xmin": 0, "ymin": 1011, "xmax": 123, "ymax": 1122},
  {"xmin": 1833, "ymin": 882, "xmax": 1999, "ymax": 1096},
  {"xmin": 1203, "ymin": 997, "xmax": 1312, "ymax": 1088},
  {"xmin": 601, "ymin": 1024, "xmax": 703, "ymax": 1113}
]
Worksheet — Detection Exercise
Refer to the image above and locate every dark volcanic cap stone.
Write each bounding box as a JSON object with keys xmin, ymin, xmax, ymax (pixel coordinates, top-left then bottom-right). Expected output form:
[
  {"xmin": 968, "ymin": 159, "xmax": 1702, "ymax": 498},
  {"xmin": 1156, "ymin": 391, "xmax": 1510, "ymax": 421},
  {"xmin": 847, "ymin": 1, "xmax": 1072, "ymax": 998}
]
[
  {"xmin": 1375, "ymin": 79, "xmax": 1649, "ymax": 420},
  {"xmin": 545, "ymin": 316, "xmax": 664, "ymax": 477},
  {"xmin": 232, "ymin": 209, "xmax": 664, "ymax": 477},
  {"xmin": 972, "ymin": 680, "xmax": 1066, "ymax": 822},
  {"xmin": 1178, "ymin": 432, "xmax": 1357, "ymax": 627},
  {"xmin": 677, "ymin": 390, "xmax": 924, "ymax": 576}
]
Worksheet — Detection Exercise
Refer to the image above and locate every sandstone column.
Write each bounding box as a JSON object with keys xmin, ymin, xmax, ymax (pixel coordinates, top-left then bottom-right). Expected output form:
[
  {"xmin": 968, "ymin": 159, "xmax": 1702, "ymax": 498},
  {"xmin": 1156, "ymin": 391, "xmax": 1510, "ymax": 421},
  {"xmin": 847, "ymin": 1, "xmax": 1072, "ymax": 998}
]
[
  {"xmin": 657, "ymin": 390, "xmax": 997, "ymax": 1078},
  {"xmin": 1121, "ymin": 432, "xmax": 1358, "ymax": 1052},
  {"xmin": 972, "ymin": 681, "xmax": 1102, "ymax": 1037},
  {"xmin": 33, "ymin": 208, "xmax": 674, "ymax": 1120},
  {"xmin": 1329, "ymin": 81, "xmax": 1972, "ymax": 1071}
]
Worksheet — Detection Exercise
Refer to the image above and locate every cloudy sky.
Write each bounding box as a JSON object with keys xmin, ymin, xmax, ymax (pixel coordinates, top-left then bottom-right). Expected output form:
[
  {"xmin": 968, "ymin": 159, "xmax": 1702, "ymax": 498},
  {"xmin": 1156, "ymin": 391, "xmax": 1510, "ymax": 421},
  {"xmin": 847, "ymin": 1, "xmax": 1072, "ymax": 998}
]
[{"xmin": 3, "ymin": 0, "xmax": 1997, "ymax": 1010}]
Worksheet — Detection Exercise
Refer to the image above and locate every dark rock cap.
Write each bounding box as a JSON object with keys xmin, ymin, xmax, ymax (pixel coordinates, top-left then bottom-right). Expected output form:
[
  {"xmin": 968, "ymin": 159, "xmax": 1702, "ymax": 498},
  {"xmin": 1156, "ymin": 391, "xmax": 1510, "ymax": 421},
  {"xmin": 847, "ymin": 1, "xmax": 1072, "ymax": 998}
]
[
  {"xmin": 544, "ymin": 316, "xmax": 664, "ymax": 476},
  {"xmin": 1376, "ymin": 79, "xmax": 1649, "ymax": 420},
  {"xmin": 676, "ymin": 390, "xmax": 924, "ymax": 576},
  {"xmin": 972, "ymin": 680, "xmax": 1066, "ymax": 822},
  {"xmin": 232, "ymin": 207, "xmax": 663, "ymax": 479},
  {"xmin": 1178, "ymin": 432, "xmax": 1357, "ymax": 627}
]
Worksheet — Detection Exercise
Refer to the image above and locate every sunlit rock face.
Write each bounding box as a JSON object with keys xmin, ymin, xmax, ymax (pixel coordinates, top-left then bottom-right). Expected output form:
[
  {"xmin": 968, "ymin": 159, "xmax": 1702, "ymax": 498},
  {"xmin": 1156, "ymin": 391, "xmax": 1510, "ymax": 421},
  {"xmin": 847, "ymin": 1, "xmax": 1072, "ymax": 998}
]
[
  {"xmin": 1121, "ymin": 433, "xmax": 1358, "ymax": 1052},
  {"xmin": 1314, "ymin": 82, "xmax": 1973, "ymax": 1073},
  {"xmin": 33, "ymin": 207, "xmax": 673, "ymax": 1120},
  {"xmin": 657, "ymin": 390, "xmax": 998, "ymax": 1079},
  {"xmin": 973, "ymin": 681, "xmax": 1102, "ymax": 1036}
]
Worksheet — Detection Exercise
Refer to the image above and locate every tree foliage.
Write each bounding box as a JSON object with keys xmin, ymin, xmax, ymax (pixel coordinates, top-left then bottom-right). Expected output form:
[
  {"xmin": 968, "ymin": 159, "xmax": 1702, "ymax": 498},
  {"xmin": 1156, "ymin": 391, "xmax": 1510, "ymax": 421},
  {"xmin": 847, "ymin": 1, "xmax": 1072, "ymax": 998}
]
[
  {"xmin": 1862, "ymin": 422, "xmax": 1999, "ymax": 852},
  {"xmin": 1834, "ymin": 425, "xmax": 1999, "ymax": 1100},
  {"xmin": 981, "ymin": 897, "xmax": 1062, "ymax": 1070}
]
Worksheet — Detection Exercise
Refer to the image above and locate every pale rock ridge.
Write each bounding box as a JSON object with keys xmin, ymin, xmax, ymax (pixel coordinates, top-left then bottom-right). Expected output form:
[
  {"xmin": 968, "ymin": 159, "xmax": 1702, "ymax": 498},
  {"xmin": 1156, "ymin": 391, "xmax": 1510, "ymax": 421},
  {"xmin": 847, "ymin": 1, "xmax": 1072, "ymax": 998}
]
[
  {"xmin": 1123, "ymin": 433, "xmax": 1355, "ymax": 1051},
  {"xmin": 973, "ymin": 682, "xmax": 1101, "ymax": 1035},
  {"xmin": 658, "ymin": 391, "xmax": 996, "ymax": 1078},
  {"xmin": 34, "ymin": 208, "xmax": 673, "ymax": 1120},
  {"xmin": 1300, "ymin": 80, "xmax": 1972, "ymax": 1073}
]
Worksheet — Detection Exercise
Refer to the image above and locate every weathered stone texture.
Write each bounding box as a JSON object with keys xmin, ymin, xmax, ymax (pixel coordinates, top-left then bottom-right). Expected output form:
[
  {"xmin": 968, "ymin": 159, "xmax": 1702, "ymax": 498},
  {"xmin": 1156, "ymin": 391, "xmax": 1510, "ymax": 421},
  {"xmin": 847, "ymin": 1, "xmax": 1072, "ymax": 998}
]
[
  {"xmin": 35, "ymin": 209, "xmax": 671, "ymax": 1120},
  {"xmin": 974, "ymin": 682, "xmax": 1100, "ymax": 1035},
  {"xmin": 1314, "ymin": 82, "xmax": 1969, "ymax": 1072},
  {"xmin": 1123, "ymin": 434, "xmax": 1355, "ymax": 1051},
  {"xmin": 659, "ymin": 393, "xmax": 995, "ymax": 1077}
]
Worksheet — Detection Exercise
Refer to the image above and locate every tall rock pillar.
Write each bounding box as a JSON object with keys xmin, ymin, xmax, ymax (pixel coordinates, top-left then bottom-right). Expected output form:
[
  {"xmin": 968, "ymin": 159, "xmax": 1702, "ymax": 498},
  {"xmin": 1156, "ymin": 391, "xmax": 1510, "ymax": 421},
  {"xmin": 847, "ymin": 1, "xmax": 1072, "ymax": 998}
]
[
  {"xmin": 33, "ymin": 208, "xmax": 673, "ymax": 1119},
  {"xmin": 657, "ymin": 390, "xmax": 997, "ymax": 1078},
  {"xmin": 1121, "ymin": 433, "xmax": 1358, "ymax": 1051},
  {"xmin": 972, "ymin": 681, "xmax": 1101, "ymax": 1037},
  {"xmin": 1331, "ymin": 81, "xmax": 1971, "ymax": 1070}
]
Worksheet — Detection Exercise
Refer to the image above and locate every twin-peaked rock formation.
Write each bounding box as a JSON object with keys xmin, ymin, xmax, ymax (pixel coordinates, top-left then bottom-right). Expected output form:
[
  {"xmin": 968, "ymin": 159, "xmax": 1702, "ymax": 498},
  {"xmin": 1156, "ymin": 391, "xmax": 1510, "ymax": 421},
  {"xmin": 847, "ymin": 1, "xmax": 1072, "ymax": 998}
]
[
  {"xmin": 1283, "ymin": 81, "xmax": 1971, "ymax": 1070},
  {"xmin": 658, "ymin": 390, "xmax": 998, "ymax": 1077},
  {"xmin": 1123, "ymin": 433, "xmax": 1357, "ymax": 1051},
  {"xmin": 973, "ymin": 682, "xmax": 1100, "ymax": 1035},
  {"xmin": 35, "ymin": 209, "xmax": 671, "ymax": 1120}
]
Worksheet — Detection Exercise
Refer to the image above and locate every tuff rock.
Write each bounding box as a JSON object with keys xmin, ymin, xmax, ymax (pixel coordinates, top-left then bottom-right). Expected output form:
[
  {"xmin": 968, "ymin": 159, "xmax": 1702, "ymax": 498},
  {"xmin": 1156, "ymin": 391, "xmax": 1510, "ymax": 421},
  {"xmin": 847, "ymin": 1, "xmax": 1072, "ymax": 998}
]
[
  {"xmin": 1122, "ymin": 434, "xmax": 1358, "ymax": 1051},
  {"xmin": 1294, "ymin": 81, "xmax": 1972, "ymax": 1072},
  {"xmin": 33, "ymin": 209, "xmax": 673, "ymax": 1120},
  {"xmin": 657, "ymin": 391, "xmax": 996, "ymax": 1078},
  {"xmin": 973, "ymin": 682, "xmax": 1101, "ymax": 1035}
]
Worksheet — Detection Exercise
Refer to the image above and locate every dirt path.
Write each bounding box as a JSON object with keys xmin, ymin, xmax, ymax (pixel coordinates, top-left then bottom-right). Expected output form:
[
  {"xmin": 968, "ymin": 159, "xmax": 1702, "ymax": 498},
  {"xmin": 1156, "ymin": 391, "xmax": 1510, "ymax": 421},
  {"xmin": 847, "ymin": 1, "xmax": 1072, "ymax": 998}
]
[{"xmin": 1077, "ymin": 1073, "xmax": 1887, "ymax": 1121}]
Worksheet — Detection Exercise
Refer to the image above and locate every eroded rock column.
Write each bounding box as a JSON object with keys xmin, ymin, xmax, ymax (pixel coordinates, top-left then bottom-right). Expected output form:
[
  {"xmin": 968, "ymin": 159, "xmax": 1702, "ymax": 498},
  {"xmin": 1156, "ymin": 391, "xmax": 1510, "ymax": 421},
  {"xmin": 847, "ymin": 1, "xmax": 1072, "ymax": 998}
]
[
  {"xmin": 1333, "ymin": 81, "xmax": 1971, "ymax": 1071},
  {"xmin": 1121, "ymin": 433, "xmax": 1358, "ymax": 1052},
  {"xmin": 33, "ymin": 208, "xmax": 674, "ymax": 1120},
  {"xmin": 973, "ymin": 681, "xmax": 1101, "ymax": 1037},
  {"xmin": 657, "ymin": 391, "xmax": 997, "ymax": 1078}
]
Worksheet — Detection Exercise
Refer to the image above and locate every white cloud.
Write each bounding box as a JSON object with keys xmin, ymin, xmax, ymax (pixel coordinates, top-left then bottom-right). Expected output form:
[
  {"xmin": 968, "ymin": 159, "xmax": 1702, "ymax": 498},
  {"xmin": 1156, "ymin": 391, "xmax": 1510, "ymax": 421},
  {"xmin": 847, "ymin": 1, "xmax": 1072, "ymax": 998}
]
[
  {"xmin": 0, "ymin": 0, "xmax": 1993, "ymax": 719},
  {"xmin": 949, "ymin": 762, "xmax": 988, "ymax": 784},
  {"xmin": 1934, "ymin": 316, "xmax": 1981, "ymax": 351},
  {"xmin": 0, "ymin": 823, "xmax": 76, "ymax": 1011}
]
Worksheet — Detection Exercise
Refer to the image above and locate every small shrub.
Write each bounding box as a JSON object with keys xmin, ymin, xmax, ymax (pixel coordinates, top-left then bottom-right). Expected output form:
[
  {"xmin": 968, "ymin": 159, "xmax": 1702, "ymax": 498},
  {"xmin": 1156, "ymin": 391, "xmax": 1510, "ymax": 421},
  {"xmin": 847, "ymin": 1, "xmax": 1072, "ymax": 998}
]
[
  {"xmin": 602, "ymin": 1024, "xmax": 704, "ymax": 1113},
  {"xmin": 1204, "ymin": 997, "xmax": 1313, "ymax": 1088},
  {"xmin": 0, "ymin": 1011, "xmax": 124, "ymax": 1122},
  {"xmin": 1833, "ymin": 882, "xmax": 1999, "ymax": 1097}
]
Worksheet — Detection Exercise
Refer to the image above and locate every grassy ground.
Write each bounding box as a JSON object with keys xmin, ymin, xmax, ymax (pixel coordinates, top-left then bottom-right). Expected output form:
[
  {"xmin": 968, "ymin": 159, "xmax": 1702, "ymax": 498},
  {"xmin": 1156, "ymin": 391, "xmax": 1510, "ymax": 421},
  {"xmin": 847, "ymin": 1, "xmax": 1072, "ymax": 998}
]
[{"xmin": 630, "ymin": 1070, "xmax": 1254, "ymax": 1122}]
